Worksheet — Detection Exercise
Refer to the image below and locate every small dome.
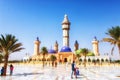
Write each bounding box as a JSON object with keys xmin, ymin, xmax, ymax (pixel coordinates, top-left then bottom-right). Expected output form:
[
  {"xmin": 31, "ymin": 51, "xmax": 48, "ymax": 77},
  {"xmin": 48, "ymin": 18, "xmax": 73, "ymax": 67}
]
[
  {"xmin": 60, "ymin": 46, "xmax": 72, "ymax": 52},
  {"xmin": 87, "ymin": 52, "xmax": 95, "ymax": 56},
  {"xmin": 75, "ymin": 49, "xmax": 82, "ymax": 54},
  {"xmin": 48, "ymin": 49, "xmax": 56, "ymax": 54}
]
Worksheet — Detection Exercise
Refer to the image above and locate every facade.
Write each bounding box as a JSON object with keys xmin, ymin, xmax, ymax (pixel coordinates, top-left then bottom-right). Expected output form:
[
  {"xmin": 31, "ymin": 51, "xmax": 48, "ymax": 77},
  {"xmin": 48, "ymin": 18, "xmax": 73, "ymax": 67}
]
[
  {"xmin": 29, "ymin": 15, "xmax": 110, "ymax": 63},
  {"xmin": 31, "ymin": 15, "xmax": 77, "ymax": 63}
]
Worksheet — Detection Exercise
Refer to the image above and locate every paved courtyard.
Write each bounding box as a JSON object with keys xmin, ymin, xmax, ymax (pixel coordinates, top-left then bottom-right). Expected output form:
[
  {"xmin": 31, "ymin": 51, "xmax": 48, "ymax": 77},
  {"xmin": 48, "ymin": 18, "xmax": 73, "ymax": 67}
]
[{"xmin": 0, "ymin": 64, "xmax": 120, "ymax": 80}]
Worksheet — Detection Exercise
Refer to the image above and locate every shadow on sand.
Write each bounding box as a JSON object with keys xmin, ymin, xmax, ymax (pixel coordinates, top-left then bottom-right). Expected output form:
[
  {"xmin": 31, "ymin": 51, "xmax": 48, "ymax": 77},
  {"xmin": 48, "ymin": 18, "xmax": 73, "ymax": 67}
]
[{"xmin": 13, "ymin": 72, "xmax": 44, "ymax": 76}]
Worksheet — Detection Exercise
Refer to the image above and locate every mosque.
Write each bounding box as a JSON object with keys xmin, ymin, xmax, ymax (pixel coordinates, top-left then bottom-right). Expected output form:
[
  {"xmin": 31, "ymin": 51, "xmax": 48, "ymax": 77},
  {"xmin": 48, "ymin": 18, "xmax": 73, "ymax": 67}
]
[{"xmin": 24, "ymin": 15, "xmax": 110, "ymax": 63}]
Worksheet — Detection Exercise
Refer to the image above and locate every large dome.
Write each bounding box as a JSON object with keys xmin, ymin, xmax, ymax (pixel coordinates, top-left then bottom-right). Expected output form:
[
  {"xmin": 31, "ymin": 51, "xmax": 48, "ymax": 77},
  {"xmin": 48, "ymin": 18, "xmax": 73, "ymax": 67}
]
[
  {"xmin": 48, "ymin": 49, "xmax": 56, "ymax": 54},
  {"xmin": 60, "ymin": 46, "xmax": 72, "ymax": 52}
]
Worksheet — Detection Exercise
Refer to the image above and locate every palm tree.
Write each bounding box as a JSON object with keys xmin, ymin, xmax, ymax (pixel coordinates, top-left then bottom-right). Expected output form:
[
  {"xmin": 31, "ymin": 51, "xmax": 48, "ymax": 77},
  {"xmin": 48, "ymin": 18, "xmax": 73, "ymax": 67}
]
[
  {"xmin": 79, "ymin": 48, "xmax": 89, "ymax": 67},
  {"xmin": 76, "ymin": 49, "xmax": 82, "ymax": 60},
  {"xmin": 0, "ymin": 34, "xmax": 24, "ymax": 76},
  {"xmin": 79, "ymin": 58, "xmax": 82, "ymax": 64},
  {"xmin": 102, "ymin": 26, "xmax": 120, "ymax": 55},
  {"xmin": 41, "ymin": 47, "xmax": 48, "ymax": 67},
  {"xmin": 75, "ymin": 54, "xmax": 81, "ymax": 64},
  {"xmin": 50, "ymin": 55, "xmax": 57, "ymax": 67}
]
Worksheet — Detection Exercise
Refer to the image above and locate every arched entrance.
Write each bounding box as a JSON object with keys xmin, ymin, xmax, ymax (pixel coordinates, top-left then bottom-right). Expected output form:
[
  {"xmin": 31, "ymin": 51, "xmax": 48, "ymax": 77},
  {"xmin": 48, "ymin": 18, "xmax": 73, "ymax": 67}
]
[{"xmin": 64, "ymin": 58, "xmax": 67, "ymax": 62}]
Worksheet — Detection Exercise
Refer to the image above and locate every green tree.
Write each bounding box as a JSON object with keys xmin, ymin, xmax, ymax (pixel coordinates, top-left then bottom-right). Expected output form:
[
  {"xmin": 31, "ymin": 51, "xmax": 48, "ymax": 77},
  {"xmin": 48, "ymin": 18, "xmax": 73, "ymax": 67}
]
[
  {"xmin": 76, "ymin": 54, "xmax": 81, "ymax": 64},
  {"xmin": 76, "ymin": 50, "xmax": 83, "ymax": 64},
  {"xmin": 50, "ymin": 55, "xmax": 57, "ymax": 67},
  {"xmin": 0, "ymin": 34, "xmax": 24, "ymax": 76},
  {"xmin": 79, "ymin": 48, "xmax": 89, "ymax": 67},
  {"xmin": 102, "ymin": 26, "xmax": 120, "ymax": 55},
  {"xmin": 41, "ymin": 47, "xmax": 48, "ymax": 67}
]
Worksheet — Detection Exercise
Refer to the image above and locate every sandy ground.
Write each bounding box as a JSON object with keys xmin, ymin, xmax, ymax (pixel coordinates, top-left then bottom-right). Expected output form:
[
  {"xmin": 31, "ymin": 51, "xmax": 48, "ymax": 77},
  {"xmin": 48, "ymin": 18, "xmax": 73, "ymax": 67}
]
[{"xmin": 0, "ymin": 63, "xmax": 120, "ymax": 80}]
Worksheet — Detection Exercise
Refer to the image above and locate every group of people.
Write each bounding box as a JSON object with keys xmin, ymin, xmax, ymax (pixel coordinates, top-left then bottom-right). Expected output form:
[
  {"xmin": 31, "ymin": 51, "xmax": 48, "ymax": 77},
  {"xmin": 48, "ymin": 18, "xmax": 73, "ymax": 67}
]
[
  {"xmin": 0, "ymin": 62, "xmax": 78, "ymax": 78},
  {"xmin": 1, "ymin": 64, "xmax": 14, "ymax": 76},
  {"xmin": 71, "ymin": 61, "xmax": 80, "ymax": 79}
]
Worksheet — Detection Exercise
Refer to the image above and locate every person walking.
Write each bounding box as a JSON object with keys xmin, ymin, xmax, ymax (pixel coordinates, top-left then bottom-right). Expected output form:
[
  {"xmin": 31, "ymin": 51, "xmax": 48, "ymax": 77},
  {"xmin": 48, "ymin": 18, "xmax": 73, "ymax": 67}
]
[
  {"xmin": 10, "ymin": 64, "xmax": 14, "ymax": 75},
  {"xmin": 71, "ymin": 61, "xmax": 77, "ymax": 79},
  {"xmin": 1, "ymin": 67, "xmax": 4, "ymax": 76}
]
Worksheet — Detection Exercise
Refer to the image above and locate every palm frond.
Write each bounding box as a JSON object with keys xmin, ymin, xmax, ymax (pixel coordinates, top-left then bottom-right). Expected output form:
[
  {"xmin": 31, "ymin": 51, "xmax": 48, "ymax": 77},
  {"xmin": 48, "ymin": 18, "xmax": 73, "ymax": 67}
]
[
  {"xmin": 0, "ymin": 34, "xmax": 24, "ymax": 54},
  {"xmin": 103, "ymin": 26, "xmax": 120, "ymax": 56},
  {"xmin": 106, "ymin": 26, "xmax": 120, "ymax": 40},
  {"xmin": 41, "ymin": 47, "xmax": 48, "ymax": 55},
  {"xmin": 12, "ymin": 48, "xmax": 24, "ymax": 53}
]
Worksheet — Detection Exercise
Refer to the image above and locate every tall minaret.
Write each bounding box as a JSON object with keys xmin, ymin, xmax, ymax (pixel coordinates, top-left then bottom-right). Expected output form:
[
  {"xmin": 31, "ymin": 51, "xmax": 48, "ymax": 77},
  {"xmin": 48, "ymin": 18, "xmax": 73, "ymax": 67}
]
[
  {"xmin": 74, "ymin": 40, "xmax": 79, "ymax": 51},
  {"xmin": 34, "ymin": 37, "xmax": 40, "ymax": 55},
  {"xmin": 92, "ymin": 36, "xmax": 99, "ymax": 56},
  {"xmin": 54, "ymin": 41, "xmax": 58, "ymax": 53},
  {"xmin": 62, "ymin": 14, "xmax": 70, "ymax": 47}
]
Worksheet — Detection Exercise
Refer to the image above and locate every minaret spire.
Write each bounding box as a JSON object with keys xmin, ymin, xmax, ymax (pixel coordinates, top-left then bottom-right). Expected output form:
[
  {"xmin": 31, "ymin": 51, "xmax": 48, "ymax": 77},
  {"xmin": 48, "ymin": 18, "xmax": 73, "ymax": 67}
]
[
  {"xmin": 62, "ymin": 14, "xmax": 70, "ymax": 47},
  {"xmin": 62, "ymin": 14, "xmax": 70, "ymax": 25}
]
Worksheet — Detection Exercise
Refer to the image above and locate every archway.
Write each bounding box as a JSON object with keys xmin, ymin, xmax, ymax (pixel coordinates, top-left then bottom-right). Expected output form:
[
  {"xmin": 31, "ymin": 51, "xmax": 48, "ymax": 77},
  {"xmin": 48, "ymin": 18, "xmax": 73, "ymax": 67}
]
[{"xmin": 64, "ymin": 58, "xmax": 67, "ymax": 62}]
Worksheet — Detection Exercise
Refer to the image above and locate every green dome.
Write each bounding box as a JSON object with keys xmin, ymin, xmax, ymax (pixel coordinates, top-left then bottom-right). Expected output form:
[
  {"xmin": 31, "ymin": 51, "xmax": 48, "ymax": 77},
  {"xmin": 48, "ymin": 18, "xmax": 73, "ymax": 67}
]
[
  {"xmin": 75, "ymin": 49, "xmax": 82, "ymax": 54},
  {"xmin": 87, "ymin": 52, "xmax": 95, "ymax": 56}
]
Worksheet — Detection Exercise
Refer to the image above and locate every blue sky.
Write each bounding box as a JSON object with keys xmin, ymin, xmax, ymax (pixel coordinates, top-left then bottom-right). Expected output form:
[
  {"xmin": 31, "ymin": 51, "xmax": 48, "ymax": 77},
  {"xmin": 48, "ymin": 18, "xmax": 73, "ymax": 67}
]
[{"xmin": 0, "ymin": 0, "xmax": 120, "ymax": 60}]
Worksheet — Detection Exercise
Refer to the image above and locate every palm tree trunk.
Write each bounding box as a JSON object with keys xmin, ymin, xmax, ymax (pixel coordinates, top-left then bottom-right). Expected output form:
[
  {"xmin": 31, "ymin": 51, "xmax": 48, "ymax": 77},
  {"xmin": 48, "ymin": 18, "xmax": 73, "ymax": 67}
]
[
  {"xmin": 3, "ymin": 54, "xmax": 9, "ymax": 76},
  {"xmin": 118, "ymin": 44, "xmax": 120, "ymax": 57},
  {"xmin": 111, "ymin": 44, "xmax": 115, "ymax": 55},
  {"xmin": 77, "ymin": 57, "xmax": 79, "ymax": 65},
  {"xmin": 118, "ymin": 44, "xmax": 120, "ymax": 55},
  {"xmin": 52, "ymin": 61, "xmax": 54, "ymax": 67},
  {"xmin": 43, "ymin": 55, "xmax": 45, "ymax": 67}
]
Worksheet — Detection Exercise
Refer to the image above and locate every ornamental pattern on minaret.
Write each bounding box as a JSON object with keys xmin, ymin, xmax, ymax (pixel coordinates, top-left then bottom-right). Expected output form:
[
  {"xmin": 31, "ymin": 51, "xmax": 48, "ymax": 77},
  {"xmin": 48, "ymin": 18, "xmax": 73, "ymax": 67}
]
[{"xmin": 62, "ymin": 14, "xmax": 71, "ymax": 47}]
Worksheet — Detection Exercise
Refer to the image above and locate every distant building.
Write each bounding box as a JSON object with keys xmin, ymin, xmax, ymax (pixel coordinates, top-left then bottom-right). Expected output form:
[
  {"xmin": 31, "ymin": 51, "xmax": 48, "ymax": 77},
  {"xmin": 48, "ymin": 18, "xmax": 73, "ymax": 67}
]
[
  {"xmin": 31, "ymin": 15, "xmax": 77, "ymax": 63},
  {"xmin": 30, "ymin": 15, "xmax": 110, "ymax": 63}
]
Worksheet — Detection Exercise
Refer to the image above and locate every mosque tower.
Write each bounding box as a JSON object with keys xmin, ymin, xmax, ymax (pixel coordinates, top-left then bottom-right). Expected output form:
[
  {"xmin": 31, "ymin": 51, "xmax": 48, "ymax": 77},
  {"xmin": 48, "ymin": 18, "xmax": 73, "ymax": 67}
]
[
  {"xmin": 54, "ymin": 41, "xmax": 58, "ymax": 53},
  {"xmin": 74, "ymin": 40, "xmax": 79, "ymax": 51},
  {"xmin": 34, "ymin": 37, "xmax": 40, "ymax": 55},
  {"xmin": 62, "ymin": 14, "xmax": 70, "ymax": 47},
  {"xmin": 92, "ymin": 36, "xmax": 99, "ymax": 56}
]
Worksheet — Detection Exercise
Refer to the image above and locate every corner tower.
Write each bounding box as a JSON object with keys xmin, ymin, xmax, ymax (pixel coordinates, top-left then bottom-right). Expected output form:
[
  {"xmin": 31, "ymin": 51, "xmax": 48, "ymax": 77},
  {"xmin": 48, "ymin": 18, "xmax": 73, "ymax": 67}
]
[
  {"xmin": 34, "ymin": 37, "xmax": 40, "ymax": 55},
  {"xmin": 92, "ymin": 37, "xmax": 99, "ymax": 56},
  {"xmin": 54, "ymin": 41, "xmax": 58, "ymax": 53},
  {"xmin": 62, "ymin": 14, "xmax": 70, "ymax": 47},
  {"xmin": 74, "ymin": 40, "xmax": 79, "ymax": 51}
]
